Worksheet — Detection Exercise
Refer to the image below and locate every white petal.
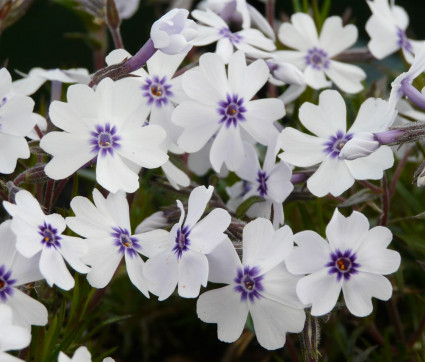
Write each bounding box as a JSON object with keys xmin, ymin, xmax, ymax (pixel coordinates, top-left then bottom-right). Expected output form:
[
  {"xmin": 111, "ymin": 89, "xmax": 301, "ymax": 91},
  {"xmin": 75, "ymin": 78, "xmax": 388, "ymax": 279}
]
[
  {"xmin": 7, "ymin": 289, "xmax": 48, "ymax": 327},
  {"xmin": 243, "ymin": 219, "xmax": 293, "ymax": 275},
  {"xmin": 299, "ymin": 90, "xmax": 347, "ymax": 137},
  {"xmin": 162, "ymin": 161, "xmax": 190, "ymax": 190},
  {"xmin": 210, "ymin": 124, "xmax": 245, "ymax": 172},
  {"xmin": 239, "ymin": 58, "xmax": 269, "ymax": 101},
  {"xmin": 266, "ymin": 161, "xmax": 293, "ymax": 203},
  {"xmin": 235, "ymin": 142, "xmax": 260, "ymax": 182},
  {"xmin": 178, "ymin": 250, "xmax": 208, "ymax": 298},
  {"xmin": 325, "ymin": 209, "xmax": 370, "ymax": 253},
  {"xmin": 278, "ymin": 127, "xmax": 327, "ymax": 167},
  {"xmin": 325, "ymin": 61, "xmax": 366, "ymax": 94},
  {"xmin": 286, "ymin": 230, "xmax": 331, "ymax": 275},
  {"xmin": 134, "ymin": 229, "xmax": 170, "ymax": 258},
  {"xmin": 304, "ymin": 66, "xmax": 332, "ymax": 90},
  {"xmin": 216, "ymin": 38, "xmax": 235, "ymax": 64},
  {"xmin": 66, "ymin": 84, "xmax": 98, "ymax": 119},
  {"xmin": 182, "ymin": 69, "xmax": 223, "ymax": 105},
  {"xmin": 199, "ymin": 52, "xmax": 229, "ymax": 93},
  {"xmin": 125, "ymin": 252, "xmax": 149, "ymax": 297},
  {"xmin": 39, "ymin": 247, "xmax": 74, "ymax": 290},
  {"xmin": 278, "ymin": 13, "xmax": 318, "ymax": 50},
  {"xmin": 356, "ymin": 227, "xmax": 400, "ymax": 275},
  {"xmin": 189, "ymin": 208, "xmax": 231, "ymax": 254},
  {"xmin": 192, "ymin": 9, "xmax": 227, "ymax": 29},
  {"xmin": 86, "ymin": 246, "xmax": 122, "ymax": 288},
  {"xmin": 345, "ymin": 146, "xmax": 394, "ymax": 180},
  {"xmin": 0, "ymin": 134, "xmax": 29, "ymax": 174},
  {"xmin": 307, "ymin": 157, "xmax": 354, "ymax": 197},
  {"xmin": 319, "ymin": 17, "xmax": 358, "ymax": 57},
  {"xmin": 143, "ymin": 250, "xmax": 178, "ymax": 301},
  {"xmin": 96, "ymin": 153, "xmax": 139, "ymax": 193},
  {"xmin": 196, "ymin": 285, "xmax": 249, "ymax": 343},
  {"xmin": 207, "ymin": 237, "xmax": 242, "ymax": 284},
  {"xmin": 296, "ymin": 268, "xmax": 342, "ymax": 316},
  {"xmin": 342, "ymin": 273, "xmax": 393, "ymax": 317},
  {"xmin": 184, "ymin": 185, "xmax": 214, "ymax": 227},
  {"xmin": 250, "ymin": 297, "xmax": 305, "ymax": 350},
  {"xmin": 59, "ymin": 236, "xmax": 90, "ymax": 274}
]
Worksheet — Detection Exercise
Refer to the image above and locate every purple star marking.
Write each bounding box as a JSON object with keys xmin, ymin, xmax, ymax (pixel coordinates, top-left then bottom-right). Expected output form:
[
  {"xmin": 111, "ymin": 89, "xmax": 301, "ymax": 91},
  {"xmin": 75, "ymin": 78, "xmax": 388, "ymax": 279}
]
[
  {"xmin": 90, "ymin": 123, "xmax": 121, "ymax": 157},
  {"xmin": 326, "ymin": 249, "xmax": 360, "ymax": 282},
  {"xmin": 38, "ymin": 221, "xmax": 62, "ymax": 249},
  {"xmin": 256, "ymin": 170, "xmax": 269, "ymax": 197},
  {"xmin": 219, "ymin": 27, "xmax": 243, "ymax": 44},
  {"xmin": 172, "ymin": 225, "xmax": 190, "ymax": 259},
  {"xmin": 217, "ymin": 94, "xmax": 247, "ymax": 128},
  {"xmin": 323, "ymin": 130, "xmax": 353, "ymax": 159},
  {"xmin": 0, "ymin": 265, "xmax": 16, "ymax": 302},
  {"xmin": 305, "ymin": 47, "xmax": 330, "ymax": 70},
  {"xmin": 396, "ymin": 27, "xmax": 413, "ymax": 54},
  {"xmin": 234, "ymin": 266, "xmax": 264, "ymax": 303},
  {"xmin": 142, "ymin": 75, "xmax": 173, "ymax": 108},
  {"xmin": 112, "ymin": 227, "xmax": 141, "ymax": 258}
]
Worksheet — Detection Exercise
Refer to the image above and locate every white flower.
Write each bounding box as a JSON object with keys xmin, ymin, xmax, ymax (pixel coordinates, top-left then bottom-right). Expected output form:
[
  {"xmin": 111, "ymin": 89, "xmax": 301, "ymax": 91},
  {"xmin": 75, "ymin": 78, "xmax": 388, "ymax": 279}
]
[
  {"xmin": 365, "ymin": 0, "xmax": 423, "ymax": 63},
  {"xmin": 151, "ymin": 8, "xmax": 198, "ymax": 55},
  {"xmin": 192, "ymin": 9, "xmax": 275, "ymax": 63},
  {"xmin": 40, "ymin": 77, "xmax": 168, "ymax": 193},
  {"xmin": 286, "ymin": 209, "xmax": 401, "ymax": 317},
  {"xmin": 339, "ymin": 132, "xmax": 380, "ymax": 160},
  {"xmin": 0, "ymin": 304, "xmax": 31, "ymax": 362},
  {"xmin": 173, "ymin": 51, "xmax": 284, "ymax": 172},
  {"xmin": 144, "ymin": 185, "xmax": 231, "ymax": 300},
  {"xmin": 229, "ymin": 142, "xmax": 293, "ymax": 229},
  {"xmin": 0, "ymin": 68, "xmax": 37, "ymax": 174},
  {"xmin": 66, "ymin": 189, "xmax": 169, "ymax": 297},
  {"xmin": 278, "ymin": 90, "xmax": 396, "ymax": 197},
  {"xmin": 3, "ymin": 190, "xmax": 89, "ymax": 291},
  {"xmin": 0, "ymin": 220, "xmax": 48, "ymax": 328},
  {"xmin": 197, "ymin": 218, "xmax": 305, "ymax": 350},
  {"xmin": 12, "ymin": 67, "xmax": 90, "ymax": 96},
  {"xmin": 276, "ymin": 13, "xmax": 366, "ymax": 93},
  {"xmin": 105, "ymin": 48, "xmax": 190, "ymax": 189}
]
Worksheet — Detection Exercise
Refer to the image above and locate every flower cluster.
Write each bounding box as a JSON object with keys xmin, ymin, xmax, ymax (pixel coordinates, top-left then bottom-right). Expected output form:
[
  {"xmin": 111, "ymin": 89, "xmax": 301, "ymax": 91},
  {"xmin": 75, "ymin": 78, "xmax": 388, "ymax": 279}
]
[{"xmin": 3, "ymin": 0, "xmax": 425, "ymax": 359}]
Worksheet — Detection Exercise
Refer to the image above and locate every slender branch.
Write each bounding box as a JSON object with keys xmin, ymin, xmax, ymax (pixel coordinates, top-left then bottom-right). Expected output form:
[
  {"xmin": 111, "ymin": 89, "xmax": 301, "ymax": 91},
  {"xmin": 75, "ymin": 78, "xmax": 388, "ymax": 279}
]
[
  {"xmin": 369, "ymin": 323, "xmax": 398, "ymax": 355},
  {"xmin": 358, "ymin": 180, "xmax": 382, "ymax": 194},
  {"xmin": 409, "ymin": 310, "xmax": 425, "ymax": 347},
  {"xmin": 389, "ymin": 147, "xmax": 412, "ymax": 197},
  {"xmin": 387, "ymin": 297, "xmax": 405, "ymax": 343},
  {"xmin": 44, "ymin": 179, "xmax": 55, "ymax": 213},
  {"xmin": 51, "ymin": 178, "xmax": 71, "ymax": 208},
  {"xmin": 378, "ymin": 174, "xmax": 389, "ymax": 226}
]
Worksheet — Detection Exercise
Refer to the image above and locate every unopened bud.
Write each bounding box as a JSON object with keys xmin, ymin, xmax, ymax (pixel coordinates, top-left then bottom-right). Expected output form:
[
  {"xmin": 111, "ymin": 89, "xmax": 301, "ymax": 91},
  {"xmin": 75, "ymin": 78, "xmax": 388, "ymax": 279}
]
[
  {"xmin": 339, "ymin": 132, "xmax": 379, "ymax": 160},
  {"xmin": 150, "ymin": 8, "xmax": 198, "ymax": 55},
  {"xmin": 268, "ymin": 60, "xmax": 305, "ymax": 86}
]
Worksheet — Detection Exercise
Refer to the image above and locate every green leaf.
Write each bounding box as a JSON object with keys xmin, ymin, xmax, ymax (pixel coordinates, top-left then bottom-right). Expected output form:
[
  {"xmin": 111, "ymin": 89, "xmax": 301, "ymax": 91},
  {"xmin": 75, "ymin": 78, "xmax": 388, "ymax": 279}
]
[
  {"xmin": 236, "ymin": 196, "xmax": 264, "ymax": 219},
  {"xmin": 338, "ymin": 189, "xmax": 380, "ymax": 208}
]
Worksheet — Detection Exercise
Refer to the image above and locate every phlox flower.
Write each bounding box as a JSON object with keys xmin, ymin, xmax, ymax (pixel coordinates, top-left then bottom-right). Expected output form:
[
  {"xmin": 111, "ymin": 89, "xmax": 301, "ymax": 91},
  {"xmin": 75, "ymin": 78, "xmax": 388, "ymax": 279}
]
[
  {"xmin": 192, "ymin": 9, "xmax": 275, "ymax": 63},
  {"xmin": 173, "ymin": 50, "xmax": 284, "ymax": 172},
  {"xmin": 0, "ymin": 304, "xmax": 31, "ymax": 362},
  {"xmin": 278, "ymin": 90, "xmax": 396, "ymax": 197},
  {"xmin": 286, "ymin": 209, "xmax": 401, "ymax": 317},
  {"xmin": 66, "ymin": 189, "xmax": 170, "ymax": 297},
  {"xmin": 276, "ymin": 13, "xmax": 366, "ymax": 93},
  {"xmin": 40, "ymin": 77, "xmax": 168, "ymax": 193},
  {"xmin": 197, "ymin": 218, "xmax": 305, "ymax": 350},
  {"xmin": 0, "ymin": 68, "xmax": 37, "ymax": 174},
  {"xmin": 229, "ymin": 142, "xmax": 293, "ymax": 229},
  {"xmin": 105, "ymin": 48, "xmax": 190, "ymax": 189},
  {"xmin": 144, "ymin": 185, "xmax": 231, "ymax": 300},
  {"xmin": 366, "ymin": 0, "xmax": 423, "ymax": 63},
  {"xmin": 0, "ymin": 220, "xmax": 48, "ymax": 328},
  {"xmin": 3, "ymin": 190, "xmax": 89, "ymax": 291}
]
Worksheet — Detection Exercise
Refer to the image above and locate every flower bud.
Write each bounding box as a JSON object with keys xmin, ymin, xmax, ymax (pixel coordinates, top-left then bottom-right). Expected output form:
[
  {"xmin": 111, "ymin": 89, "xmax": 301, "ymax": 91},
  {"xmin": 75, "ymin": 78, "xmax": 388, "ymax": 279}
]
[
  {"xmin": 268, "ymin": 60, "xmax": 305, "ymax": 86},
  {"xmin": 150, "ymin": 8, "xmax": 198, "ymax": 55},
  {"xmin": 339, "ymin": 132, "xmax": 380, "ymax": 160}
]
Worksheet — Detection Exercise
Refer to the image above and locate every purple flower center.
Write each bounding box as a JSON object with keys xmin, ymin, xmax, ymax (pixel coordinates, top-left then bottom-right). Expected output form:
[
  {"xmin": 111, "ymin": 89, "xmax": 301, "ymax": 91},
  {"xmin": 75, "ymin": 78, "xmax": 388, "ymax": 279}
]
[
  {"xmin": 0, "ymin": 265, "xmax": 16, "ymax": 302},
  {"xmin": 142, "ymin": 75, "xmax": 173, "ymax": 108},
  {"xmin": 219, "ymin": 27, "xmax": 243, "ymax": 44},
  {"xmin": 305, "ymin": 47, "xmax": 330, "ymax": 70},
  {"xmin": 112, "ymin": 227, "xmax": 141, "ymax": 258},
  {"xmin": 90, "ymin": 123, "xmax": 121, "ymax": 157},
  {"xmin": 326, "ymin": 249, "xmax": 360, "ymax": 282},
  {"xmin": 234, "ymin": 266, "xmax": 264, "ymax": 303},
  {"xmin": 397, "ymin": 27, "xmax": 413, "ymax": 53},
  {"xmin": 323, "ymin": 130, "xmax": 353, "ymax": 159},
  {"xmin": 38, "ymin": 221, "xmax": 61, "ymax": 249},
  {"xmin": 172, "ymin": 225, "xmax": 190, "ymax": 259},
  {"xmin": 217, "ymin": 94, "xmax": 247, "ymax": 128},
  {"xmin": 256, "ymin": 170, "xmax": 269, "ymax": 197}
]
